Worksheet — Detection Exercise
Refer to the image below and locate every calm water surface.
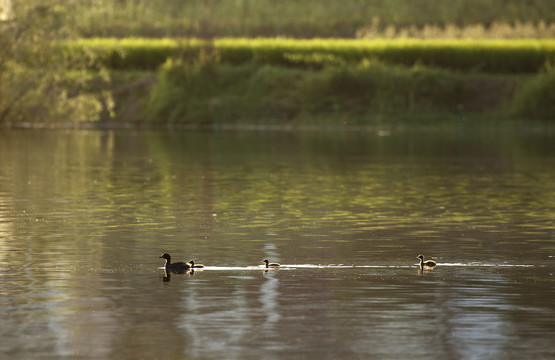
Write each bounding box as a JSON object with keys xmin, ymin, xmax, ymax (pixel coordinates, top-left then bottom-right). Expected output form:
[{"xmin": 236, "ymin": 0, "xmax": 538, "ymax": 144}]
[{"xmin": 0, "ymin": 128, "xmax": 554, "ymax": 359}]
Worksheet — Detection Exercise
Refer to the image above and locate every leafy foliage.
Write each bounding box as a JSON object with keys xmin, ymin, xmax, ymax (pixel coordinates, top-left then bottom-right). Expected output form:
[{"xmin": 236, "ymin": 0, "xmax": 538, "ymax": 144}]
[
  {"xmin": 146, "ymin": 60, "xmax": 487, "ymax": 125},
  {"xmin": 512, "ymin": 71, "xmax": 555, "ymax": 120},
  {"xmin": 0, "ymin": 1, "xmax": 112, "ymax": 124}
]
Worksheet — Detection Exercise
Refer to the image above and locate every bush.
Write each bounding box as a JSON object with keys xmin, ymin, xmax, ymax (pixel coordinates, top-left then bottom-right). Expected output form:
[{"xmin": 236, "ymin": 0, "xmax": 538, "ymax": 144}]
[
  {"xmin": 146, "ymin": 60, "xmax": 477, "ymax": 124},
  {"xmin": 512, "ymin": 71, "xmax": 555, "ymax": 120},
  {"xmin": 0, "ymin": 2, "xmax": 112, "ymax": 124}
]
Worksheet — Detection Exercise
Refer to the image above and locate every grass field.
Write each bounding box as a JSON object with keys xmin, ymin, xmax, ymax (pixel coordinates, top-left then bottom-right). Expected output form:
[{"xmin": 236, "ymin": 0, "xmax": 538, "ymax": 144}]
[
  {"xmin": 56, "ymin": 37, "xmax": 555, "ymax": 125},
  {"xmin": 63, "ymin": 38, "xmax": 555, "ymax": 74}
]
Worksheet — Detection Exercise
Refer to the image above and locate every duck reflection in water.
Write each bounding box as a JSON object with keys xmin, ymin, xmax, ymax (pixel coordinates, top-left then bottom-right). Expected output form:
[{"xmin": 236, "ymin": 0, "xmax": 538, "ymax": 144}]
[
  {"xmin": 260, "ymin": 262, "xmax": 281, "ymax": 327},
  {"xmin": 162, "ymin": 268, "xmax": 195, "ymax": 282}
]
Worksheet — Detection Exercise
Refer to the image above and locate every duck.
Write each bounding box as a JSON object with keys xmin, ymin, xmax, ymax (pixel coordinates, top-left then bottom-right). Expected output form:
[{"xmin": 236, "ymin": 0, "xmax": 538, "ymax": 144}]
[
  {"xmin": 417, "ymin": 254, "xmax": 437, "ymax": 269},
  {"xmin": 188, "ymin": 260, "xmax": 205, "ymax": 268},
  {"xmin": 159, "ymin": 253, "xmax": 191, "ymax": 270},
  {"xmin": 261, "ymin": 259, "xmax": 280, "ymax": 268}
]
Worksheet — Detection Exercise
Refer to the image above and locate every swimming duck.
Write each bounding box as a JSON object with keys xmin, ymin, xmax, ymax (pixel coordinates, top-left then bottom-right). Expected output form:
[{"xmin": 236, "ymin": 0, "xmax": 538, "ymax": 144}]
[
  {"xmin": 261, "ymin": 259, "xmax": 280, "ymax": 268},
  {"xmin": 188, "ymin": 260, "xmax": 205, "ymax": 268},
  {"xmin": 159, "ymin": 253, "xmax": 191, "ymax": 270},
  {"xmin": 417, "ymin": 254, "xmax": 437, "ymax": 269}
]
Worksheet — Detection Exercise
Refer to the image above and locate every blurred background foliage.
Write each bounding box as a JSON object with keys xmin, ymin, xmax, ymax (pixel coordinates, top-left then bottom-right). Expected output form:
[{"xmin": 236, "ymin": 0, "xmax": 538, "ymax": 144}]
[
  {"xmin": 1, "ymin": 0, "xmax": 554, "ymax": 125},
  {"xmin": 0, "ymin": 0, "xmax": 114, "ymax": 123},
  {"xmin": 60, "ymin": 0, "xmax": 555, "ymax": 39}
]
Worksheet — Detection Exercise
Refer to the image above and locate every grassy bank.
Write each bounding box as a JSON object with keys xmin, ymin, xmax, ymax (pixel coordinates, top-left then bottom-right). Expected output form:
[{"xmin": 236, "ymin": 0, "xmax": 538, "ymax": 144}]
[
  {"xmin": 4, "ymin": 2, "xmax": 555, "ymax": 127},
  {"xmin": 142, "ymin": 60, "xmax": 546, "ymax": 126},
  {"xmin": 3, "ymin": 62, "xmax": 552, "ymax": 127},
  {"xmin": 64, "ymin": 38, "xmax": 555, "ymax": 73},
  {"xmin": 52, "ymin": 37, "xmax": 555, "ymax": 125},
  {"xmin": 8, "ymin": 36, "xmax": 555, "ymax": 126}
]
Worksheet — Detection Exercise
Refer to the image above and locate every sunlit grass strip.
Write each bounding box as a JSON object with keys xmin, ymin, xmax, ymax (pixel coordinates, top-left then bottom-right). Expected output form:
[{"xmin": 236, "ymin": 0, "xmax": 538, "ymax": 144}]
[{"xmin": 63, "ymin": 38, "xmax": 555, "ymax": 73}]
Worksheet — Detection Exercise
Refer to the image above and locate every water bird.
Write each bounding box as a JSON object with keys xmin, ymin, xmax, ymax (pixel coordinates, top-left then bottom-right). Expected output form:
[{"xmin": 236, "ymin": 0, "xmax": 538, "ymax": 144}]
[
  {"xmin": 417, "ymin": 254, "xmax": 437, "ymax": 269},
  {"xmin": 188, "ymin": 260, "xmax": 205, "ymax": 268},
  {"xmin": 261, "ymin": 259, "xmax": 280, "ymax": 268},
  {"xmin": 159, "ymin": 253, "xmax": 191, "ymax": 270}
]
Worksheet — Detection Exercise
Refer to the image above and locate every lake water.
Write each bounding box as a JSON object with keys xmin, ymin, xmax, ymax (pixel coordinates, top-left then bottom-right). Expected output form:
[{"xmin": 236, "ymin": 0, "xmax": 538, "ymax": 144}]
[{"xmin": 0, "ymin": 128, "xmax": 554, "ymax": 359}]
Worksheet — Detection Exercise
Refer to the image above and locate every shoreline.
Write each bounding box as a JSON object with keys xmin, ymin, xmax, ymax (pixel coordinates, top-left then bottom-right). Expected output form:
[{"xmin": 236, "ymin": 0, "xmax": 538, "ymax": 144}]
[{"xmin": 2, "ymin": 120, "xmax": 552, "ymax": 134}]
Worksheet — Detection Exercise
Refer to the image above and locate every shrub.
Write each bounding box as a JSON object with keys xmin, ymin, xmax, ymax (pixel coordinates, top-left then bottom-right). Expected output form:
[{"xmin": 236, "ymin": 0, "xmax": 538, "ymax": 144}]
[
  {"xmin": 512, "ymin": 71, "xmax": 555, "ymax": 120},
  {"xmin": 146, "ymin": 59, "xmax": 477, "ymax": 124}
]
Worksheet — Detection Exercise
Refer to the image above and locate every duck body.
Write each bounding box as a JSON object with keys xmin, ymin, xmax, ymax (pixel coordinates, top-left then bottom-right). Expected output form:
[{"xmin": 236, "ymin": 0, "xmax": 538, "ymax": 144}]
[
  {"xmin": 188, "ymin": 260, "xmax": 205, "ymax": 268},
  {"xmin": 159, "ymin": 253, "xmax": 191, "ymax": 271},
  {"xmin": 262, "ymin": 259, "xmax": 280, "ymax": 268},
  {"xmin": 417, "ymin": 254, "xmax": 437, "ymax": 269}
]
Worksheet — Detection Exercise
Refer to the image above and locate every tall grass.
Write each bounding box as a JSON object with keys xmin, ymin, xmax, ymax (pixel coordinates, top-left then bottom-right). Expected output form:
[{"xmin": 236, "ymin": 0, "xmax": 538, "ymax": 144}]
[
  {"xmin": 63, "ymin": 38, "xmax": 555, "ymax": 73},
  {"xmin": 62, "ymin": 0, "xmax": 555, "ymax": 38},
  {"xmin": 357, "ymin": 20, "xmax": 555, "ymax": 39},
  {"xmin": 146, "ymin": 59, "xmax": 507, "ymax": 125}
]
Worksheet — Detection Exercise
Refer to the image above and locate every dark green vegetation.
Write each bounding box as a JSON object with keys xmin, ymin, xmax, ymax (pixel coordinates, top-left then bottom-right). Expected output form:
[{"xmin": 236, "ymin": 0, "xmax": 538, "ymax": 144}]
[
  {"xmin": 1, "ymin": 0, "xmax": 555, "ymax": 126},
  {"xmin": 512, "ymin": 71, "xmax": 555, "ymax": 120},
  {"xmin": 91, "ymin": 38, "xmax": 552, "ymax": 124},
  {"xmin": 147, "ymin": 60, "xmax": 518, "ymax": 125}
]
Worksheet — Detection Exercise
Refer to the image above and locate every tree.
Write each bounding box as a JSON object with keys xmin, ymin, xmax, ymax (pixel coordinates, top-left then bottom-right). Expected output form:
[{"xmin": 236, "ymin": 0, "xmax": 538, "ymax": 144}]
[{"xmin": 0, "ymin": 0, "xmax": 110, "ymax": 124}]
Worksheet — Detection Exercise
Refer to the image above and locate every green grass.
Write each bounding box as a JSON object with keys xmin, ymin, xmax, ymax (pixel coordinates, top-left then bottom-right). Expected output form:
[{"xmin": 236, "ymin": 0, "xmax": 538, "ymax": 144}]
[
  {"xmin": 144, "ymin": 59, "xmax": 527, "ymax": 125},
  {"xmin": 63, "ymin": 38, "xmax": 555, "ymax": 73},
  {"xmin": 56, "ymin": 37, "xmax": 555, "ymax": 125},
  {"xmin": 6, "ymin": 1, "xmax": 555, "ymax": 126}
]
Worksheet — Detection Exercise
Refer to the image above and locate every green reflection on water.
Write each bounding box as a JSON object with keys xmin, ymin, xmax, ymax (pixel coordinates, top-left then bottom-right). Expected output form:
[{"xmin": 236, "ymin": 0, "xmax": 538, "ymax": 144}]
[
  {"xmin": 0, "ymin": 128, "xmax": 554, "ymax": 359},
  {"xmin": 0, "ymin": 128, "xmax": 553, "ymax": 268}
]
